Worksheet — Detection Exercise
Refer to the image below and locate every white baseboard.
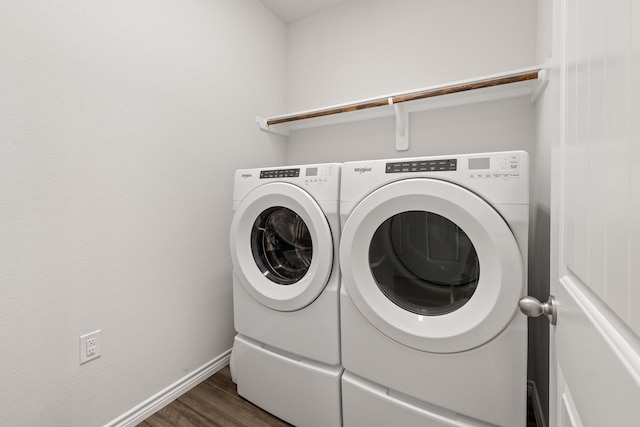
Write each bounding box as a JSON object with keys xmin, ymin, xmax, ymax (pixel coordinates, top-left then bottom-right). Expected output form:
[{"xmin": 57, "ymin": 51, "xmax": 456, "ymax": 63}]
[
  {"xmin": 527, "ymin": 380, "xmax": 547, "ymax": 427},
  {"xmin": 105, "ymin": 349, "xmax": 232, "ymax": 427}
]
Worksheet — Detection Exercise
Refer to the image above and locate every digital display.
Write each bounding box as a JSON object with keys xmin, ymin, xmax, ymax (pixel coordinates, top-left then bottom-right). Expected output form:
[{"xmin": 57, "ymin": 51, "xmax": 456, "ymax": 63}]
[
  {"xmin": 468, "ymin": 157, "xmax": 491, "ymax": 170},
  {"xmin": 305, "ymin": 167, "xmax": 318, "ymax": 177}
]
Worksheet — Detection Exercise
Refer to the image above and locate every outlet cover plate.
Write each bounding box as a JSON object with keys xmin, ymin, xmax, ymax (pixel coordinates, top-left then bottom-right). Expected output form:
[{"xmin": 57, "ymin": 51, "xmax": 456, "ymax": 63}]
[{"xmin": 79, "ymin": 330, "xmax": 101, "ymax": 365}]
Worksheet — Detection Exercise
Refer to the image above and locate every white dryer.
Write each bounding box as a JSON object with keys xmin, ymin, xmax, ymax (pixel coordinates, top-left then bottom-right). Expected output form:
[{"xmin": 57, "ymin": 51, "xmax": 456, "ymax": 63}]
[
  {"xmin": 339, "ymin": 152, "xmax": 529, "ymax": 427},
  {"xmin": 229, "ymin": 163, "xmax": 342, "ymax": 427}
]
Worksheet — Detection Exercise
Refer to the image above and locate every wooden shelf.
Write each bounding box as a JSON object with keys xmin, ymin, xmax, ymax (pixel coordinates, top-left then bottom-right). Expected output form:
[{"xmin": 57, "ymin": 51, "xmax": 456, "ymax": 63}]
[{"xmin": 257, "ymin": 66, "xmax": 547, "ymax": 150}]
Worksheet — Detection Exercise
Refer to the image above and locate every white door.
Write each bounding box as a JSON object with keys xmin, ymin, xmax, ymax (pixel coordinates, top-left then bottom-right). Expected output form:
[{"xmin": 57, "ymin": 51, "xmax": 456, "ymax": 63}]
[{"xmin": 547, "ymin": 0, "xmax": 640, "ymax": 425}]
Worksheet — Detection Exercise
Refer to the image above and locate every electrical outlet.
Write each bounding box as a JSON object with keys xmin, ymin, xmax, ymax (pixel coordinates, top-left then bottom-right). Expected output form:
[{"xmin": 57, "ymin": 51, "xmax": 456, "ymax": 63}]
[
  {"xmin": 86, "ymin": 337, "xmax": 96, "ymax": 356},
  {"xmin": 80, "ymin": 330, "xmax": 101, "ymax": 364}
]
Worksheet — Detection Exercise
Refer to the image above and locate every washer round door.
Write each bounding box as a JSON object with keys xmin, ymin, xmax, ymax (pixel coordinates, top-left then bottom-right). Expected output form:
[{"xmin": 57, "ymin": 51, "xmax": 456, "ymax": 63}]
[
  {"xmin": 340, "ymin": 178, "xmax": 524, "ymax": 353},
  {"xmin": 230, "ymin": 182, "xmax": 333, "ymax": 312}
]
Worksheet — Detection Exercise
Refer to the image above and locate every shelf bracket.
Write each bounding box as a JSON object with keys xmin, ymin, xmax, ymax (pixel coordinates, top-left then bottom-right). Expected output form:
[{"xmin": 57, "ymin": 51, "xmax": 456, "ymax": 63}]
[
  {"xmin": 389, "ymin": 98, "xmax": 409, "ymax": 151},
  {"xmin": 256, "ymin": 116, "xmax": 290, "ymax": 137},
  {"xmin": 531, "ymin": 60, "xmax": 550, "ymax": 103}
]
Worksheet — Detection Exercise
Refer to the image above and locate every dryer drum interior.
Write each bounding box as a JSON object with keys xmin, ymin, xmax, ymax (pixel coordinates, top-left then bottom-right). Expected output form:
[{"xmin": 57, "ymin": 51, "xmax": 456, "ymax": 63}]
[{"xmin": 369, "ymin": 211, "xmax": 480, "ymax": 316}]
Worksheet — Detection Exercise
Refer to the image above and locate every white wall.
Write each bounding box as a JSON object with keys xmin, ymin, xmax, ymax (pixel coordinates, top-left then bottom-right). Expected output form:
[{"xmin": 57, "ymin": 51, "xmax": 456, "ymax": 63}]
[
  {"xmin": 0, "ymin": 1, "xmax": 286, "ymax": 425},
  {"xmin": 282, "ymin": 0, "xmax": 548, "ymax": 422},
  {"xmin": 285, "ymin": 0, "xmax": 539, "ymax": 165},
  {"xmin": 286, "ymin": 0, "xmax": 538, "ymax": 113}
]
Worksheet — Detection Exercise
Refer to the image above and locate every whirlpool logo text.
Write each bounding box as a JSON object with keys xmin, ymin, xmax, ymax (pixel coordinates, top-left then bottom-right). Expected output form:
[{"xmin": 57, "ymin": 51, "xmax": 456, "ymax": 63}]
[{"xmin": 353, "ymin": 167, "xmax": 372, "ymax": 174}]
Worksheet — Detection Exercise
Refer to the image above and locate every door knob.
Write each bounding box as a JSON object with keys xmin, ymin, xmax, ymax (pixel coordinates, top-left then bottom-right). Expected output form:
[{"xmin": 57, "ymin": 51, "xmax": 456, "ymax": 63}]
[{"xmin": 518, "ymin": 295, "xmax": 557, "ymax": 325}]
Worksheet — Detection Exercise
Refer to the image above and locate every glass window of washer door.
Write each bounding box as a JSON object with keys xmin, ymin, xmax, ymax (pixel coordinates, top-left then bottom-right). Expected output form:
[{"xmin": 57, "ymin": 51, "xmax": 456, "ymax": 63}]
[
  {"xmin": 369, "ymin": 211, "xmax": 480, "ymax": 315},
  {"xmin": 251, "ymin": 206, "xmax": 313, "ymax": 285}
]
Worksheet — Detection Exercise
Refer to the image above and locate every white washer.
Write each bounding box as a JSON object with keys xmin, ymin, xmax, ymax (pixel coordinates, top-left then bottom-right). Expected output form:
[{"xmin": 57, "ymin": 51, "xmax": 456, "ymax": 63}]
[
  {"xmin": 339, "ymin": 151, "xmax": 529, "ymax": 427},
  {"xmin": 229, "ymin": 163, "xmax": 342, "ymax": 427}
]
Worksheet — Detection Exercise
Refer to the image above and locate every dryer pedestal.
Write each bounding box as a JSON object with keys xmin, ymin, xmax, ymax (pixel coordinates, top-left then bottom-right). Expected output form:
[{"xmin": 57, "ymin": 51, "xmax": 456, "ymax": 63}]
[
  {"xmin": 343, "ymin": 372, "xmax": 471, "ymax": 427},
  {"xmin": 232, "ymin": 335, "xmax": 343, "ymax": 427}
]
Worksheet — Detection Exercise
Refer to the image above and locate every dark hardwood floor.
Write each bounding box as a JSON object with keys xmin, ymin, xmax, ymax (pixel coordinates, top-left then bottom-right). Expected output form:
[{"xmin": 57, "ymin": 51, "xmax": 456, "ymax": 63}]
[
  {"xmin": 137, "ymin": 366, "xmax": 290, "ymax": 427},
  {"xmin": 139, "ymin": 365, "xmax": 539, "ymax": 426}
]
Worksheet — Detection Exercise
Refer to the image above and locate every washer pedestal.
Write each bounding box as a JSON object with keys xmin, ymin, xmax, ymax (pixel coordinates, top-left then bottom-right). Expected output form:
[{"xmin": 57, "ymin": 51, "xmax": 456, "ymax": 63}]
[{"xmin": 231, "ymin": 335, "xmax": 343, "ymax": 427}]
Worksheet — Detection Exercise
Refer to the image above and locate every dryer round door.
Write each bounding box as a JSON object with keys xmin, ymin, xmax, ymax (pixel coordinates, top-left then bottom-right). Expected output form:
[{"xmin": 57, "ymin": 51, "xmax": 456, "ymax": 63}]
[
  {"xmin": 230, "ymin": 182, "xmax": 333, "ymax": 312},
  {"xmin": 340, "ymin": 178, "xmax": 524, "ymax": 353}
]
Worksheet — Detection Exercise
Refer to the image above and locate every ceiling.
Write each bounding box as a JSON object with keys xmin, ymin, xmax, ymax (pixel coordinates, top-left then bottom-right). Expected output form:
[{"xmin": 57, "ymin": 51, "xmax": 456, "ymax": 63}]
[{"xmin": 259, "ymin": 0, "xmax": 352, "ymax": 23}]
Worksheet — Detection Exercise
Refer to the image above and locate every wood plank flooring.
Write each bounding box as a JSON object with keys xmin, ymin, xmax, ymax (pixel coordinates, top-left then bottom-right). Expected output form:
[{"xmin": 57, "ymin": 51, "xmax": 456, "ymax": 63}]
[
  {"xmin": 137, "ymin": 366, "xmax": 290, "ymax": 427},
  {"xmin": 138, "ymin": 365, "xmax": 539, "ymax": 426}
]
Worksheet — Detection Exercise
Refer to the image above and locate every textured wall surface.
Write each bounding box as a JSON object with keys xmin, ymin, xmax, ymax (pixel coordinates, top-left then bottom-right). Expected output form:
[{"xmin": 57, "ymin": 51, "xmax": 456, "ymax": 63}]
[{"xmin": 0, "ymin": 1, "xmax": 286, "ymax": 425}]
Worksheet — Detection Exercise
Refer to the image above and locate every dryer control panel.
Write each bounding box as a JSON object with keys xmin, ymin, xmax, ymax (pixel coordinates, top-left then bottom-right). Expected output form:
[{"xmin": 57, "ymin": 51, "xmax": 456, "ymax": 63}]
[
  {"xmin": 385, "ymin": 159, "xmax": 457, "ymax": 173},
  {"xmin": 340, "ymin": 151, "xmax": 528, "ymax": 206},
  {"xmin": 467, "ymin": 153, "xmax": 522, "ymax": 180}
]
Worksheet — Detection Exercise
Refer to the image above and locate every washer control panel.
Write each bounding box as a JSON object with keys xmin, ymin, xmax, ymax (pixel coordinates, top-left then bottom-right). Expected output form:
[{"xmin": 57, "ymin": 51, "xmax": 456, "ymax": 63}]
[
  {"xmin": 235, "ymin": 163, "xmax": 341, "ymax": 203},
  {"xmin": 260, "ymin": 168, "xmax": 300, "ymax": 179},
  {"xmin": 257, "ymin": 165, "xmax": 338, "ymax": 186},
  {"xmin": 303, "ymin": 165, "xmax": 337, "ymax": 186}
]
